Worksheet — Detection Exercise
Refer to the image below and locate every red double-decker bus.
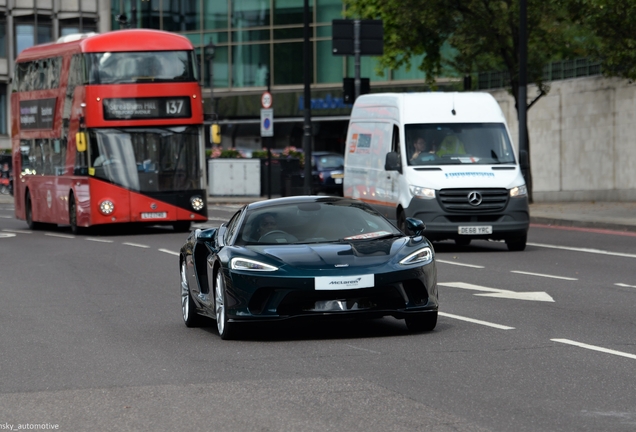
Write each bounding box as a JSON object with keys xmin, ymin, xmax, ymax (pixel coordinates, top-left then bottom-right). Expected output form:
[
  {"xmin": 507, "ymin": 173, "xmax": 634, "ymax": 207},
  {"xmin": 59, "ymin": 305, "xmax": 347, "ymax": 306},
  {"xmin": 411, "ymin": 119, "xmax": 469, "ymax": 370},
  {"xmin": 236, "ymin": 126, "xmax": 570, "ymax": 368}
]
[{"xmin": 11, "ymin": 29, "xmax": 207, "ymax": 233}]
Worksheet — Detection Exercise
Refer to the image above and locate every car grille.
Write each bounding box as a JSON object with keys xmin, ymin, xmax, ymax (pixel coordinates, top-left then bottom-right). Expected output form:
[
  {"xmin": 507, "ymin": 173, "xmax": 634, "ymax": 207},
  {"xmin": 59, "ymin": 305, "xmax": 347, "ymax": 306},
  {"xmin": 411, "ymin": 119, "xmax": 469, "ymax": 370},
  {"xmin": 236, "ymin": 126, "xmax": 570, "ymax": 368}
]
[
  {"xmin": 438, "ymin": 188, "xmax": 509, "ymax": 212},
  {"xmin": 248, "ymin": 281, "xmax": 429, "ymax": 317}
]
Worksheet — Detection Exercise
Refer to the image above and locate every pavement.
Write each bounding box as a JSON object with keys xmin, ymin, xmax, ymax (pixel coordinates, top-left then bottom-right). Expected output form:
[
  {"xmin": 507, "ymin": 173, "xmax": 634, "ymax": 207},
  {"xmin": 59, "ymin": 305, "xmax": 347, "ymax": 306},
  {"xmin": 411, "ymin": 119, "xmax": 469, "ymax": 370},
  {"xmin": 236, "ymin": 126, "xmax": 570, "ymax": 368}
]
[{"xmin": 1, "ymin": 193, "xmax": 635, "ymax": 233}]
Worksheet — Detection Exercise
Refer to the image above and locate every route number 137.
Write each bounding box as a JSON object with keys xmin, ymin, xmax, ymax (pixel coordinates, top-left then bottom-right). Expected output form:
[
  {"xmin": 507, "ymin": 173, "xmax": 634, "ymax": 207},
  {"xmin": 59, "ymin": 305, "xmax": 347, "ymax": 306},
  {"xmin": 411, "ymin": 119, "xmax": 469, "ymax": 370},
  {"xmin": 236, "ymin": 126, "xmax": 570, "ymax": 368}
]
[{"xmin": 166, "ymin": 100, "xmax": 183, "ymax": 115}]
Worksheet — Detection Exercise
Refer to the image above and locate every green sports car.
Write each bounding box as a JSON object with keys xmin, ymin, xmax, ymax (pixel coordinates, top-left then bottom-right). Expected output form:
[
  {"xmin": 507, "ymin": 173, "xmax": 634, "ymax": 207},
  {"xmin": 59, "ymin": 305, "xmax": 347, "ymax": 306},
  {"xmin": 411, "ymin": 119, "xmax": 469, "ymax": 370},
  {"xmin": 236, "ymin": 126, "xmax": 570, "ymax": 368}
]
[{"xmin": 180, "ymin": 196, "xmax": 438, "ymax": 339}]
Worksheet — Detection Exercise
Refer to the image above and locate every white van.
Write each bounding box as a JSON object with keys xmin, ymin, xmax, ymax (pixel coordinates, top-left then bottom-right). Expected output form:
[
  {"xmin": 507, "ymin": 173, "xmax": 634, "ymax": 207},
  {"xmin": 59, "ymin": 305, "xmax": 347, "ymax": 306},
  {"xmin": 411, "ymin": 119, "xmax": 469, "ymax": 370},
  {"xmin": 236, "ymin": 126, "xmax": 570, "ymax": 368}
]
[{"xmin": 343, "ymin": 92, "xmax": 529, "ymax": 251}]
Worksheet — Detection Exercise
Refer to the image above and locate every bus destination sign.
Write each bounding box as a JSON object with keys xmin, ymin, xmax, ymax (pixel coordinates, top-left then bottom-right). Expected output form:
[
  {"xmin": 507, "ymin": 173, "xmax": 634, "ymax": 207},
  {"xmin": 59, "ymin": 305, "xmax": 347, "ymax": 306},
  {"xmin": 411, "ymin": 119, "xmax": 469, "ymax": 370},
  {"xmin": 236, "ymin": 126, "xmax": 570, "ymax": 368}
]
[
  {"xmin": 19, "ymin": 98, "xmax": 57, "ymax": 130},
  {"xmin": 103, "ymin": 97, "xmax": 191, "ymax": 120}
]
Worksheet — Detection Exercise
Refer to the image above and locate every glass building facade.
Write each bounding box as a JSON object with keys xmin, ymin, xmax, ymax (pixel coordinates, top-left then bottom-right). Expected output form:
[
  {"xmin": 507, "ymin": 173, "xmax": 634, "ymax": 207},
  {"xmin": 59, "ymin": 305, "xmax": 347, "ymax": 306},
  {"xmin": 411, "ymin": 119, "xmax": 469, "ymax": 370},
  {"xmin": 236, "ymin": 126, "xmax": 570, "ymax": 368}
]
[{"xmin": 110, "ymin": 0, "xmax": 442, "ymax": 154}]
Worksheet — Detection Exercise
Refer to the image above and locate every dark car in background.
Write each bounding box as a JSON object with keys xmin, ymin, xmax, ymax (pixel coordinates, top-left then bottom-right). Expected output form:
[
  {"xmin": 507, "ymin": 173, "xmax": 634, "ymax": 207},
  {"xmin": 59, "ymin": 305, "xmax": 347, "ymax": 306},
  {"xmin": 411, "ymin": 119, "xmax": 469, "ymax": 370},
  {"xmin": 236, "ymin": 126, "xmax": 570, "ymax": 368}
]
[
  {"xmin": 179, "ymin": 196, "xmax": 438, "ymax": 340},
  {"xmin": 311, "ymin": 151, "xmax": 344, "ymax": 195}
]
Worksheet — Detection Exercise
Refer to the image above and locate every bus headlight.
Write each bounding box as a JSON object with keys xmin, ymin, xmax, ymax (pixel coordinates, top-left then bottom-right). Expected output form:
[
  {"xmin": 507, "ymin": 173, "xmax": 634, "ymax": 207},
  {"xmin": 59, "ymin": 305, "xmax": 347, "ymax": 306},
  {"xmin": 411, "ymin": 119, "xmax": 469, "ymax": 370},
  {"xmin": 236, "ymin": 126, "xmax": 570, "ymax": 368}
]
[
  {"xmin": 99, "ymin": 200, "xmax": 115, "ymax": 215},
  {"xmin": 190, "ymin": 196, "xmax": 205, "ymax": 211}
]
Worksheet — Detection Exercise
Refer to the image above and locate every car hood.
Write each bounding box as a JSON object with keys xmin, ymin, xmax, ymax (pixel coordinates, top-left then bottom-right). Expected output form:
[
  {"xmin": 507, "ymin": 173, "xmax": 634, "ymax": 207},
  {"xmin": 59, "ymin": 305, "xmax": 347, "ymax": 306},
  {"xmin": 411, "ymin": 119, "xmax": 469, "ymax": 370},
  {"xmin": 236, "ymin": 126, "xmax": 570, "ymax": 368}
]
[{"xmin": 249, "ymin": 238, "xmax": 408, "ymax": 269}]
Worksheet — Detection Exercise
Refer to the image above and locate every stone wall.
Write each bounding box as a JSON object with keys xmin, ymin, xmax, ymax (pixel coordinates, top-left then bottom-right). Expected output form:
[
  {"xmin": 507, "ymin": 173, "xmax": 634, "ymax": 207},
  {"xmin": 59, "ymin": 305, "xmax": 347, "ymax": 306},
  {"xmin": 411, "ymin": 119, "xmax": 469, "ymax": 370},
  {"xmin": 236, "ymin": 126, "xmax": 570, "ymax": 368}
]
[{"xmin": 489, "ymin": 76, "xmax": 636, "ymax": 202}]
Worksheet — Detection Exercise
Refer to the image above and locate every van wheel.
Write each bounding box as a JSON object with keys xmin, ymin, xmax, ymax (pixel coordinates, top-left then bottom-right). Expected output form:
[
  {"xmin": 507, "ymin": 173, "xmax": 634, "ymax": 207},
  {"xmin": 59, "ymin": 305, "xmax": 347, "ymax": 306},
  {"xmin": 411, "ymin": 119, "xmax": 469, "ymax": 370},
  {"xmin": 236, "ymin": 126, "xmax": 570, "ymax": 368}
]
[
  {"xmin": 506, "ymin": 234, "xmax": 527, "ymax": 251},
  {"xmin": 397, "ymin": 211, "xmax": 409, "ymax": 234},
  {"xmin": 25, "ymin": 191, "xmax": 42, "ymax": 230}
]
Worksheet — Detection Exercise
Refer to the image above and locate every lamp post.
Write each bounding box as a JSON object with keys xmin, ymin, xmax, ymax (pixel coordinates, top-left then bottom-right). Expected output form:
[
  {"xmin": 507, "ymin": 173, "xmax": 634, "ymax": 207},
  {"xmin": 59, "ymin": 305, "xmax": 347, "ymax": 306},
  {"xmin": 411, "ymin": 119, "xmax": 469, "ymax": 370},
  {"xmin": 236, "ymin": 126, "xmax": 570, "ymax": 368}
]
[{"xmin": 205, "ymin": 42, "xmax": 216, "ymax": 116}]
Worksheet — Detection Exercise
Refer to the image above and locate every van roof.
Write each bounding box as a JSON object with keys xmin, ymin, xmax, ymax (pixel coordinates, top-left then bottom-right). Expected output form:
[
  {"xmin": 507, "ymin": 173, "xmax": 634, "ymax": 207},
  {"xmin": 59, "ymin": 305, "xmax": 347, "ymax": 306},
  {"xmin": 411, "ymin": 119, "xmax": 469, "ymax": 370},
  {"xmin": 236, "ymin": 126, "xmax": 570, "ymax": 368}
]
[{"xmin": 352, "ymin": 92, "xmax": 506, "ymax": 124}]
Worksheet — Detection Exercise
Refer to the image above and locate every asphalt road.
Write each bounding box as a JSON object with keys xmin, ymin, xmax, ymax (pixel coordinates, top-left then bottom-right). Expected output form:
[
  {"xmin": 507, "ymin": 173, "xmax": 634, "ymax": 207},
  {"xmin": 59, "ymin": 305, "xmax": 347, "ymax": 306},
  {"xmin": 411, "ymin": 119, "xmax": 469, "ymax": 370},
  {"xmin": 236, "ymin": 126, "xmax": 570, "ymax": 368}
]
[{"xmin": 1, "ymin": 201, "xmax": 635, "ymax": 432}]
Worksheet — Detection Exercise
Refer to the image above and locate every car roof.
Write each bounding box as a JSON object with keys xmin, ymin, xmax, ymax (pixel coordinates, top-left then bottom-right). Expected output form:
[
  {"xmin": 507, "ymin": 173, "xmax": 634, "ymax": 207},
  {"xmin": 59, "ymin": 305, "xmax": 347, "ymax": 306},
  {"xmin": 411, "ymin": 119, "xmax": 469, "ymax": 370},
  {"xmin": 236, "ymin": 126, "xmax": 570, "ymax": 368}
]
[{"xmin": 245, "ymin": 195, "xmax": 358, "ymax": 211}]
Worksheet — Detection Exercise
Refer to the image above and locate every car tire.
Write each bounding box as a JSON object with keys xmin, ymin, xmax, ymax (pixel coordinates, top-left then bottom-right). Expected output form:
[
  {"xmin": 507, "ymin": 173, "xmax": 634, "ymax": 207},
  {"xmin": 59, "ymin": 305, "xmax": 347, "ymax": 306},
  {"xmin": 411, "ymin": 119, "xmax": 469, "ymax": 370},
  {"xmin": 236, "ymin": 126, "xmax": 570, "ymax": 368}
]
[
  {"xmin": 506, "ymin": 233, "xmax": 527, "ymax": 251},
  {"xmin": 181, "ymin": 260, "xmax": 203, "ymax": 328},
  {"xmin": 215, "ymin": 269, "xmax": 239, "ymax": 340},
  {"xmin": 405, "ymin": 311, "xmax": 438, "ymax": 333}
]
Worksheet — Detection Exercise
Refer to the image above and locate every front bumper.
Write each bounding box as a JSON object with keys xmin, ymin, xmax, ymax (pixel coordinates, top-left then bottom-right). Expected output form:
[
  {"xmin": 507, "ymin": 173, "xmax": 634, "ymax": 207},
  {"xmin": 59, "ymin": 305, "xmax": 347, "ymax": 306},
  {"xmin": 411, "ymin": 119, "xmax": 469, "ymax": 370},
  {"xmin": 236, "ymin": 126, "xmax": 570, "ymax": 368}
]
[
  {"xmin": 404, "ymin": 195, "xmax": 529, "ymax": 241},
  {"xmin": 222, "ymin": 265, "xmax": 438, "ymax": 322}
]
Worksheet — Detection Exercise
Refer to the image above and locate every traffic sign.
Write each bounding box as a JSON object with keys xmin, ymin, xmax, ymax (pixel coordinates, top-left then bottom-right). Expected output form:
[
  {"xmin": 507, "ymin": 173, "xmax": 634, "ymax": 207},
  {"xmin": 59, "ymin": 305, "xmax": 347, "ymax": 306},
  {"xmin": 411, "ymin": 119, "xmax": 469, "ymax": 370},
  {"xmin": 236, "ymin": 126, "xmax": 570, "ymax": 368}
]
[
  {"xmin": 261, "ymin": 108, "xmax": 273, "ymax": 137},
  {"xmin": 261, "ymin": 91, "xmax": 273, "ymax": 109}
]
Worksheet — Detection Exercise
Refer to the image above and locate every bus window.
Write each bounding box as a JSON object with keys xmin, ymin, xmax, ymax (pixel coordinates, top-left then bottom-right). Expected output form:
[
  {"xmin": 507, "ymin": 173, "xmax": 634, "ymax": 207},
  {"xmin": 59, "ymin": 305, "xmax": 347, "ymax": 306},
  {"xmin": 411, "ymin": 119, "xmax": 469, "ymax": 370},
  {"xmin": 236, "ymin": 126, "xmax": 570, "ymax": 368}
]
[{"xmin": 85, "ymin": 51, "xmax": 197, "ymax": 84}]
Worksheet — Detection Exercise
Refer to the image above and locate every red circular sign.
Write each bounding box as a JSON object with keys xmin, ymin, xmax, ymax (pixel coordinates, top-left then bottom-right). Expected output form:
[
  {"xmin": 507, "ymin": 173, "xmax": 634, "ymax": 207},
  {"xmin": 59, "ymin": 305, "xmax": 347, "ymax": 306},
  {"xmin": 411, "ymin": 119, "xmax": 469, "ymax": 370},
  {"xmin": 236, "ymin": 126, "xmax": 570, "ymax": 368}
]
[{"xmin": 261, "ymin": 91, "xmax": 273, "ymax": 109}]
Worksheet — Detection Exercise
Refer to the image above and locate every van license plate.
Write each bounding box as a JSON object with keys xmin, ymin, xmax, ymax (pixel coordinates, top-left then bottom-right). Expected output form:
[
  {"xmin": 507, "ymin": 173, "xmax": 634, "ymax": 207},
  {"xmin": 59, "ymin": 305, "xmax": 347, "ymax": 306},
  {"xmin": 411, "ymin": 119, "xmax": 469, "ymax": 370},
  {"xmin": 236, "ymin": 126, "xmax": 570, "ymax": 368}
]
[
  {"xmin": 458, "ymin": 226, "xmax": 492, "ymax": 235},
  {"xmin": 141, "ymin": 212, "xmax": 167, "ymax": 219}
]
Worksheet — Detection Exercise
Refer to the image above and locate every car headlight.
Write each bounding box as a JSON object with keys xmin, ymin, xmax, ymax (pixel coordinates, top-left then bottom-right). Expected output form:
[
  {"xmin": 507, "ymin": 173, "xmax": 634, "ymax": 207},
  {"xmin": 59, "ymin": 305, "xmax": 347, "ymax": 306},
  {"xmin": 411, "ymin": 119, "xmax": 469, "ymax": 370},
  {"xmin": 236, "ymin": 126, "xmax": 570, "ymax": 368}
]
[
  {"xmin": 400, "ymin": 247, "xmax": 434, "ymax": 265},
  {"xmin": 99, "ymin": 200, "xmax": 115, "ymax": 215},
  {"xmin": 509, "ymin": 184, "xmax": 527, "ymax": 198},
  {"xmin": 230, "ymin": 257, "xmax": 278, "ymax": 272},
  {"xmin": 190, "ymin": 195, "xmax": 205, "ymax": 211},
  {"xmin": 409, "ymin": 185, "xmax": 436, "ymax": 199}
]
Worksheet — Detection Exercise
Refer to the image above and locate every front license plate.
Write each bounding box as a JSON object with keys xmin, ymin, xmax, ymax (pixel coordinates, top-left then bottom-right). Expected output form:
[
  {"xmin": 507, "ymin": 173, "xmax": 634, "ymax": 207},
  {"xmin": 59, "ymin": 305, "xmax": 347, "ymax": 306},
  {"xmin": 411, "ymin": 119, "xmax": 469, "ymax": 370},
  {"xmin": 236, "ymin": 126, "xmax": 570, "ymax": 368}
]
[
  {"xmin": 141, "ymin": 212, "xmax": 167, "ymax": 219},
  {"xmin": 458, "ymin": 225, "xmax": 492, "ymax": 235},
  {"xmin": 315, "ymin": 274, "xmax": 374, "ymax": 290}
]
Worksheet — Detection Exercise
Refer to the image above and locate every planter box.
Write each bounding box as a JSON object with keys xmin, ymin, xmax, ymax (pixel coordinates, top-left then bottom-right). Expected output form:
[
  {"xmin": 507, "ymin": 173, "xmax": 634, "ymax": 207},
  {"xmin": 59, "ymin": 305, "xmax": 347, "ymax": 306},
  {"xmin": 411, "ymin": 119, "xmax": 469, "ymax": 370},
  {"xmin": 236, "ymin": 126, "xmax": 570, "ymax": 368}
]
[{"xmin": 208, "ymin": 159, "xmax": 261, "ymax": 196}]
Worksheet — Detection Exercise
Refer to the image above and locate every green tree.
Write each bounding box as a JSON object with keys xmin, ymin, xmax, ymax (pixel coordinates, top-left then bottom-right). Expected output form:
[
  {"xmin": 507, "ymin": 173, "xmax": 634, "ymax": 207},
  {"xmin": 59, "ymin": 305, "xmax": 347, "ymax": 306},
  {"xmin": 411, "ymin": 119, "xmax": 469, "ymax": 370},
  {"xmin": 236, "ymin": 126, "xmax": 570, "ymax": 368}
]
[
  {"xmin": 344, "ymin": 0, "xmax": 587, "ymax": 200},
  {"xmin": 568, "ymin": 0, "xmax": 636, "ymax": 80}
]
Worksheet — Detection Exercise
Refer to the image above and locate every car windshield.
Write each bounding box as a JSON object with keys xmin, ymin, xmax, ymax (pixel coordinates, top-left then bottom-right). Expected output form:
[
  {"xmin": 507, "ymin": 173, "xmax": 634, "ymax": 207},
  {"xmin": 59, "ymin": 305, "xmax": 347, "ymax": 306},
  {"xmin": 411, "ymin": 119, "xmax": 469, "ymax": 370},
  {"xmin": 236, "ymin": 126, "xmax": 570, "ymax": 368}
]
[
  {"xmin": 405, "ymin": 123, "xmax": 516, "ymax": 166},
  {"xmin": 314, "ymin": 154, "xmax": 344, "ymax": 170},
  {"xmin": 235, "ymin": 199, "xmax": 402, "ymax": 245}
]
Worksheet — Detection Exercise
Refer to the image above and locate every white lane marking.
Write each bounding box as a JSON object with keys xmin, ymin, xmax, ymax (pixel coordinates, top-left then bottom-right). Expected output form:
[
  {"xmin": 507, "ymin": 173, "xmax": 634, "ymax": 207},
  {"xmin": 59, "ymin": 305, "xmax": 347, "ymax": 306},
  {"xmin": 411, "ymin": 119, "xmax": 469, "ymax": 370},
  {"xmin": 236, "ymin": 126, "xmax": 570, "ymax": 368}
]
[
  {"xmin": 528, "ymin": 242, "xmax": 636, "ymax": 259},
  {"xmin": 45, "ymin": 233, "xmax": 75, "ymax": 239},
  {"xmin": 615, "ymin": 283, "xmax": 636, "ymax": 289},
  {"xmin": 511, "ymin": 270, "xmax": 578, "ymax": 281},
  {"xmin": 86, "ymin": 238, "xmax": 114, "ymax": 243},
  {"xmin": 2, "ymin": 229, "xmax": 32, "ymax": 234},
  {"xmin": 122, "ymin": 242, "xmax": 150, "ymax": 249},
  {"xmin": 551, "ymin": 339, "xmax": 636, "ymax": 360},
  {"xmin": 436, "ymin": 259, "xmax": 485, "ymax": 268},
  {"xmin": 439, "ymin": 282, "xmax": 554, "ymax": 302},
  {"xmin": 0, "ymin": 215, "xmax": 12, "ymax": 219},
  {"xmin": 0, "ymin": 232, "xmax": 16, "ymax": 238},
  {"xmin": 439, "ymin": 312, "xmax": 515, "ymax": 330},
  {"xmin": 345, "ymin": 344, "xmax": 381, "ymax": 354},
  {"xmin": 159, "ymin": 248, "xmax": 179, "ymax": 256}
]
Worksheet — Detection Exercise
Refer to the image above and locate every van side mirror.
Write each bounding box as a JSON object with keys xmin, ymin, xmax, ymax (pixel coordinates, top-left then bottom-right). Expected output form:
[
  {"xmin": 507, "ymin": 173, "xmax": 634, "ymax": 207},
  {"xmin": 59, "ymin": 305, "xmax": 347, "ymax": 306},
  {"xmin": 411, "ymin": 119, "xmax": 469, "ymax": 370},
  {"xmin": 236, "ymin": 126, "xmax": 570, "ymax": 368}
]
[
  {"xmin": 406, "ymin": 217, "xmax": 425, "ymax": 236},
  {"xmin": 76, "ymin": 132, "xmax": 87, "ymax": 152},
  {"xmin": 384, "ymin": 152, "xmax": 402, "ymax": 173}
]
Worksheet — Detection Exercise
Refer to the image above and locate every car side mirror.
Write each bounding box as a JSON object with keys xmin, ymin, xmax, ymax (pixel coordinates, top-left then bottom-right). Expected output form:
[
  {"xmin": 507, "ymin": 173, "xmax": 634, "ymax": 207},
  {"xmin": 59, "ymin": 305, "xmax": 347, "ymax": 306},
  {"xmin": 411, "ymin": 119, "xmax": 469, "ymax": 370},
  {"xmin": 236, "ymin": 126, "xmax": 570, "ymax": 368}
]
[
  {"xmin": 384, "ymin": 152, "xmax": 402, "ymax": 173},
  {"xmin": 406, "ymin": 217, "xmax": 425, "ymax": 236}
]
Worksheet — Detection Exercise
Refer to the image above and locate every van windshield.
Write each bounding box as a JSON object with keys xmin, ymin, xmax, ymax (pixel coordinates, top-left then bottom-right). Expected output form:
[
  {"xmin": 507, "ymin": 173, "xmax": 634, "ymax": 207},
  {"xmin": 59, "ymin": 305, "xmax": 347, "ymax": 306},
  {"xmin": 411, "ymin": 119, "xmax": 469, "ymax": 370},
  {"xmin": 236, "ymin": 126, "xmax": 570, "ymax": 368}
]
[{"xmin": 405, "ymin": 123, "xmax": 516, "ymax": 166}]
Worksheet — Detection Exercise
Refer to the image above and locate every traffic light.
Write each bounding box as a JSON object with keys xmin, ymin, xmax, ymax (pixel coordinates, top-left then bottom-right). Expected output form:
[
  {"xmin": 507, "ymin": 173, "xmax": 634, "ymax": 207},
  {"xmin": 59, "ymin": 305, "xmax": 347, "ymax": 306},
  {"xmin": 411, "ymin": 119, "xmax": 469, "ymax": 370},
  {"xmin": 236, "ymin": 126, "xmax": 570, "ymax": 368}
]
[
  {"xmin": 211, "ymin": 124, "xmax": 221, "ymax": 144},
  {"xmin": 343, "ymin": 78, "xmax": 370, "ymax": 104}
]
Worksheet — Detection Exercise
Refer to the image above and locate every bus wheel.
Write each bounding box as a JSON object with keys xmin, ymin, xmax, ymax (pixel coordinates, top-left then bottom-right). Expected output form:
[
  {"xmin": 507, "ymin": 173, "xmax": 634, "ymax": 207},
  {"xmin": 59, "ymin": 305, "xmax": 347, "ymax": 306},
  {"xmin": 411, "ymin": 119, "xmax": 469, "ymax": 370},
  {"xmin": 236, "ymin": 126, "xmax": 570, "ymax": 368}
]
[
  {"xmin": 69, "ymin": 195, "xmax": 82, "ymax": 235},
  {"xmin": 25, "ymin": 191, "xmax": 42, "ymax": 230},
  {"xmin": 173, "ymin": 221, "xmax": 191, "ymax": 233}
]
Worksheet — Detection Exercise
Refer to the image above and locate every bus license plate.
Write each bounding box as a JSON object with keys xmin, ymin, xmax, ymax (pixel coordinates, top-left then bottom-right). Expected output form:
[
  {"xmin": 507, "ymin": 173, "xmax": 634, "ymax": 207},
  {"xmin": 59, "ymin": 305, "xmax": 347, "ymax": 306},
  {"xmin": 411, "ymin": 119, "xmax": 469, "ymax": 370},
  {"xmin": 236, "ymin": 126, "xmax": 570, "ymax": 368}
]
[
  {"xmin": 141, "ymin": 212, "xmax": 167, "ymax": 219},
  {"xmin": 458, "ymin": 226, "xmax": 492, "ymax": 235}
]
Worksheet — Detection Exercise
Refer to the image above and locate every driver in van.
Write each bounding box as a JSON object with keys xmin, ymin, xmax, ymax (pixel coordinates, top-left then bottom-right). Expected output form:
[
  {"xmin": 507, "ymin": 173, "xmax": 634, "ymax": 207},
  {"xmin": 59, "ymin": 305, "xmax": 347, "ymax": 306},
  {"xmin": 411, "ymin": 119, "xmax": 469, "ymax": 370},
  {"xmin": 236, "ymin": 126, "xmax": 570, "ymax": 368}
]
[{"xmin": 410, "ymin": 137, "xmax": 437, "ymax": 162}]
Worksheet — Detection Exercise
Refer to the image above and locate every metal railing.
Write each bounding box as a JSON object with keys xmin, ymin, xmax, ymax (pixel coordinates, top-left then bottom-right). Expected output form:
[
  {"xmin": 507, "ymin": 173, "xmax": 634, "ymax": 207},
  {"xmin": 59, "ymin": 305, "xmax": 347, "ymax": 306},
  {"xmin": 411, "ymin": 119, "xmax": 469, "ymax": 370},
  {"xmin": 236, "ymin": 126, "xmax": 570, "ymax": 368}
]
[{"xmin": 477, "ymin": 58, "xmax": 602, "ymax": 90}]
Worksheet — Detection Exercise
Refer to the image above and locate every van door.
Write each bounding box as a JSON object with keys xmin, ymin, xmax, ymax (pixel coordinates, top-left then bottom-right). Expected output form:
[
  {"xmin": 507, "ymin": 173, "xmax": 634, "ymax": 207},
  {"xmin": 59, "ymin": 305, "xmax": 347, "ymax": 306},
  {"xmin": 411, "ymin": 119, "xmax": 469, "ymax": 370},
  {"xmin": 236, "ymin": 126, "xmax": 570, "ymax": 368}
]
[{"xmin": 382, "ymin": 124, "xmax": 401, "ymax": 218}]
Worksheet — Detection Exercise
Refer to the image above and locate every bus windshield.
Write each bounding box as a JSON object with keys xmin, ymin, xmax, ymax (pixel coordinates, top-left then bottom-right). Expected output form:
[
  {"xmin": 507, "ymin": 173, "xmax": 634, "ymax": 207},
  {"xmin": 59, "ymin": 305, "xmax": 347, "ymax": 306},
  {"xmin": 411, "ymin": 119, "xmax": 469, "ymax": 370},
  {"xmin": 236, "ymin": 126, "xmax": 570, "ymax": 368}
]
[
  {"xmin": 88, "ymin": 126, "xmax": 202, "ymax": 193},
  {"xmin": 85, "ymin": 51, "xmax": 198, "ymax": 84},
  {"xmin": 405, "ymin": 123, "xmax": 516, "ymax": 166}
]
